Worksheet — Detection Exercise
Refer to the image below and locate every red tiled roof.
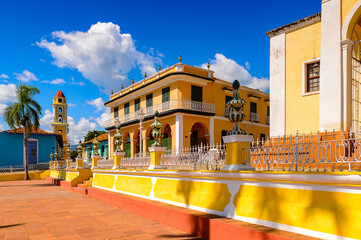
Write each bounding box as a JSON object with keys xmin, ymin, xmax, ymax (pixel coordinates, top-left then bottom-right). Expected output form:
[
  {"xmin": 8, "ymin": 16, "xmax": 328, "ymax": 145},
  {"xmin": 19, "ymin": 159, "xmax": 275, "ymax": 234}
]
[
  {"xmin": 82, "ymin": 133, "xmax": 108, "ymax": 145},
  {"xmin": 7, "ymin": 126, "xmax": 56, "ymax": 135},
  {"xmin": 55, "ymin": 90, "xmax": 65, "ymax": 98}
]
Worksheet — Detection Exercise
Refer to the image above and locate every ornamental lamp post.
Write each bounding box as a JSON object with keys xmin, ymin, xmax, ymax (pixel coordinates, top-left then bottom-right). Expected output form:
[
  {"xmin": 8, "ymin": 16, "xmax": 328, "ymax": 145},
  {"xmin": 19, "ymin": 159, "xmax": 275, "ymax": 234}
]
[
  {"xmin": 222, "ymin": 80, "xmax": 254, "ymax": 171},
  {"xmin": 114, "ymin": 125, "xmax": 123, "ymax": 152}
]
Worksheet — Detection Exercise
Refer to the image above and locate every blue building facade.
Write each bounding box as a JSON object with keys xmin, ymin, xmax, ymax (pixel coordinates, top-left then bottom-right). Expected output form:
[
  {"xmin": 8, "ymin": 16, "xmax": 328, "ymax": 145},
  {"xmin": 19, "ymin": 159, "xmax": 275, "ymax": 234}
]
[
  {"xmin": 0, "ymin": 128, "xmax": 62, "ymax": 167},
  {"xmin": 82, "ymin": 133, "xmax": 109, "ymax": 163}
]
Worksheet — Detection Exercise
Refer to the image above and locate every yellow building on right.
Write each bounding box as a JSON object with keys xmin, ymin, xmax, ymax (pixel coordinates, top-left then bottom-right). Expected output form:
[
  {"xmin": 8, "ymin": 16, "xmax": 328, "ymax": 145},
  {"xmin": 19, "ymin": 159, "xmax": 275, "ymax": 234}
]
[{"xmin": 268, "ymin": 0, "xmax": 361, "ymax": 137}]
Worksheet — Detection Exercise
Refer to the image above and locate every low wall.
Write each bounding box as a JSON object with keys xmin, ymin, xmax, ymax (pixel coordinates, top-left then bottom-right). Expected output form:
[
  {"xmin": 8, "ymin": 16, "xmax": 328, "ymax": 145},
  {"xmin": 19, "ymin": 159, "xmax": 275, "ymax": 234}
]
[
  {"xmin": 0, "ymin": 170, "xmax": 50, "ymax": 181},
  {"xmin": 91, "ymin": 169, "xmax": 361, "ymax": 240},
  {"xmin": 50, "ymin": 168, "xmax": 92, "ymax": 187}
]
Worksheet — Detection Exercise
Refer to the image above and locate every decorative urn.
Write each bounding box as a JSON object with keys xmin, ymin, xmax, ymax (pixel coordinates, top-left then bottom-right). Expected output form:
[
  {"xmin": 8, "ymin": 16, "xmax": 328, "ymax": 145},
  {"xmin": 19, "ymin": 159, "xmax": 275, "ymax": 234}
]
[
  {"xmin": 226, "ymin": 80, "xmax": 246, "ymax": 135},
  {"xmin": 150, "ymin": 111, "xmax": 163, "ymax": 147},
  {"xmin": 50, "ymin": 151, "xmax": 53, "ymax": 161}
]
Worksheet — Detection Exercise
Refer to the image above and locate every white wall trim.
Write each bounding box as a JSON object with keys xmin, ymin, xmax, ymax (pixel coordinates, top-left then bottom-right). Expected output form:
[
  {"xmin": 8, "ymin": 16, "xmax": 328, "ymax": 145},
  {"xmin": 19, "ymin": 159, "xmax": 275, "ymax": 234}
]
[
  {"xmin": 319, "ymin": 0, "xmax": 342, "ymax": 132},
  {"xmin": 269, "ymin": 33, "xmax": 286, "ymax": 137},
  {"xmin": 302, "ymin": 58, "xmax": 320, "ymax": 96},
  {"xmin": 175, "ymin": 114, "xmax": 184, "ymax": 152},
  {"xmin": 209, "ymin": 116, "xmax": 214, "ymax": 145},
  {"xmin": 342, "ymin": 0, "xmax": 361, "ymax": 40}
]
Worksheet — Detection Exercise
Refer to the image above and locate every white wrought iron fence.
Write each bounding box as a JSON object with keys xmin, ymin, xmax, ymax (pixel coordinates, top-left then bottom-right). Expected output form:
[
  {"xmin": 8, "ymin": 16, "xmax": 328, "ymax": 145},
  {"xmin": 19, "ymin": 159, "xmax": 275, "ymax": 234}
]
[
  {"xmin": 0, "ymin": 162, "xmax": 49, "ymax": 175},
  {"xmin": 246, "ymin": 131, "xmax": 361, "ymax": 172},
  {"xmin": 161, "ymin": 143, "xmax": 226, "ymax": 170},
  {"xmin": 121, "ymin": 153, "xmax": 151, "ymax": 169}
]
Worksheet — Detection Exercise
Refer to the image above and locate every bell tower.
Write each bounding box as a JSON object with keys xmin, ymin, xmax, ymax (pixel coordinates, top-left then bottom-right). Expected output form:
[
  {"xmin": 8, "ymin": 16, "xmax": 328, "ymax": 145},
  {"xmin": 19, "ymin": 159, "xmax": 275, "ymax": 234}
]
[{"xmin": 52, "ymin": 90, "xmax": 69, "ymax": 152}]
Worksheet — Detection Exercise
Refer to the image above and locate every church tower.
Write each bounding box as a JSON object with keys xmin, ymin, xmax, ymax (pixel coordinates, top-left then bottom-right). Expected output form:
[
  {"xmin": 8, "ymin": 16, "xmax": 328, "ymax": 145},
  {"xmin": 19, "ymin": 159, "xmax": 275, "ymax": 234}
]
[{"xmin": 52, "ymin": 90, "xmax": 69, "ymax": 155}]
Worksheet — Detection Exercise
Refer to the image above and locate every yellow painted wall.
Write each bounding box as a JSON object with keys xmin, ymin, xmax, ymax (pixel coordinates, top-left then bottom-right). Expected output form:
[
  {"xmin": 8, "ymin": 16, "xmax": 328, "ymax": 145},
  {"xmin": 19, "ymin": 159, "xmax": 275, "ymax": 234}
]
[
  {"xmin": 91, "ymin": 172, "xmax": 361, "ymax": 239},
  {"xmin": 342, "ymin": 0, "xmax": 360, "ymax": 35},
  {"xmin": 285, "ymin": 21, "xmax": 321, "ymax": 135},
  {"xmin": 154, "ymin": 178, "xmax": 231, "ymax": 212},
  {"xmin": 0, "ymin": 170, "xmax": 50, "ymax": 181}
]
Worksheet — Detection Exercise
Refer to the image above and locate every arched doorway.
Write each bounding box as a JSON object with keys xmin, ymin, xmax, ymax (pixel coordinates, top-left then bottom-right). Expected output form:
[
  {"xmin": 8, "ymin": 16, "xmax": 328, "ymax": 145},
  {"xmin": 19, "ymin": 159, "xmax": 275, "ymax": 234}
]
[
  {"xmin": 134, "ymin": 130, "xmax": 140, "ymax": 156},
  {"xmin": 190, "ymin": 122, "xmax": 208, "ymax": 147},
  {"xmin": 162, "ymin": 124, "xmax": 172, "ymax": 151},
  {"xmin": 351, "ymin": 16, "xmax": 361, "ymax": 132},
  {"xmin": 123, "ymin": 132, "xmax": 131, "ymax": 157},
  {"xmin": 146, "ymin": 127, "xmax": 155, "ymax": 150}
]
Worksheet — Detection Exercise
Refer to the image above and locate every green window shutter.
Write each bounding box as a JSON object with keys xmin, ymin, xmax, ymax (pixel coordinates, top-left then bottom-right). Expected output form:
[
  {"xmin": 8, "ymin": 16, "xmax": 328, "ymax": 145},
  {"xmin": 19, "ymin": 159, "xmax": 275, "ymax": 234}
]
[
  {"xmin": 250, "ymin": 102, "xmax": 257, "ymax": 113},
  {"xmin": 146, "ymin": 93, "xmax": 153, "ymax": 107},
  {"xmin": 124, "ymin": 103, "xmax": 129, "ymax": 115},
  {"xmin": 134, "ymin": 98, "xmax": 140, "ymax": 111},
  {"xmin": 162, "ymin": 87, "xmax": 170, "ymax": 103},
  {"xmin": 191, "ymin": 85, "xmax": 202, "ymax": 102},
  {"xmin": 114, "ymin": 107, "xmax": 118, "ymax": 118}
]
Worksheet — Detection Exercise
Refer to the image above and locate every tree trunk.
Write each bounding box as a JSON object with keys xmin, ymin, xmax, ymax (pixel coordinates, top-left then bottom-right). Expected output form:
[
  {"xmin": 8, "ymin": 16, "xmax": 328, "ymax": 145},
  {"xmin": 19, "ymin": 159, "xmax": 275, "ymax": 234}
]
[{"xmin": 23, "ymin": 124, "xmax": 29, "ymax": 180}]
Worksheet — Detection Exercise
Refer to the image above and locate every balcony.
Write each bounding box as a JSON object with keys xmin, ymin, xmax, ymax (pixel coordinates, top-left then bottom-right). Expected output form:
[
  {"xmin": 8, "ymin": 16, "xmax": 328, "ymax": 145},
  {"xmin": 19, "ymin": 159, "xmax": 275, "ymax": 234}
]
[
  {"xmin": 105, "ymin": 99, "xmax": 215, "ymax": 128},
  {"xmin": 250, "ymin": 112, "xmax": 259, "ymax": 122},
  {"xmin": 267, "ymin": 116, "xmax": 270, "ymax": 125}
]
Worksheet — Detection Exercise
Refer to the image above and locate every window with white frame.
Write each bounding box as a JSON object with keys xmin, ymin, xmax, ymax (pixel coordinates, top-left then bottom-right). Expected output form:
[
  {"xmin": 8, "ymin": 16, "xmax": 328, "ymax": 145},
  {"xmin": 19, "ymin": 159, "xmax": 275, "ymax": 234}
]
[{"xmin": 306, "ymin": 61, "xmax": 320, "ymax": 93}]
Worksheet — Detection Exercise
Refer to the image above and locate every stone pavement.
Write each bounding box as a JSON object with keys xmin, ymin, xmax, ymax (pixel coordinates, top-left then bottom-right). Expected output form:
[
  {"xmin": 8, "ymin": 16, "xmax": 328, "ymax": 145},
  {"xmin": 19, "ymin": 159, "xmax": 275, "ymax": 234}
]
[{"xmin": 0, "ymin": 180, "xmax": 202, "ymax": 240}]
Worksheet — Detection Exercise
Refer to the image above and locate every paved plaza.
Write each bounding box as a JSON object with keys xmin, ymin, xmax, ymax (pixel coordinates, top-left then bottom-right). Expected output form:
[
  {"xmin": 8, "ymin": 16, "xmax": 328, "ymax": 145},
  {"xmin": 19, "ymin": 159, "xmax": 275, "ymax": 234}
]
[{"xmin": 0, "ymin": 180, "xmax": 202, "ymax": 240}]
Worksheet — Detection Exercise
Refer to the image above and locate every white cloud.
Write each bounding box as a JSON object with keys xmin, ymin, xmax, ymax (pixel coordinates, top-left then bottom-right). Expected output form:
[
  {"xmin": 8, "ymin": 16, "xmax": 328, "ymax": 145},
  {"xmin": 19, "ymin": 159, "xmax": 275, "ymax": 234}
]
[
  {"xmin": 245, "ymin": 61, "xmax": 250, "ymax": 70},
  {"xmin": 0, "ymin": 123, "xmax": 4, "ymax": 131},
  {"xmin": 95, "ymin": 108, "xmax": 110, "ymax": 128},
  {"xmin": 37, "ymin": 22, "xmax": 161, "ymax": 93},
  {"xmin": 86, "ymin": 97, "xmax": 104, "ymax": 112},
  {"xmin": 0, "ymin": 74, "xmax": 9, "ymax": 79},
  {"xmin": 202, "ymin": 54, "xmax": 269, "ymax": 92},
  {"xmin": 40, "ymin": 109, "xmax": 99, "ymax": 144},
  {"xmin": 14, "ymin": 70, "xmax": 38, "ymax": 82},
  {"xmin": 39, "ymin": 109, "xmax": 53, "ymax": 132},
  {"xmin": 68, "ymin": 103, "xmax": 76, "ymax": 107},
  {"xmin": 0, "ymin": 103, "xmax": 7, "ymax": 116},
  {"xmin": 42, "ymin": 78, "xmax": 66, "ymax": 84},
  {"xmin": 0, "ymin": 83, "xmax": 17, "ymax": 116},
  {"xmin": 69, "ymin": 81, "xmax": 85, "ymax": 86},
  {"xmin": 68, "ymin": 116, "xmax": 98, "ymax": 143},
  {"xmin": 0, "ymin": 83, "xmax": 17, "ymax": 103}
]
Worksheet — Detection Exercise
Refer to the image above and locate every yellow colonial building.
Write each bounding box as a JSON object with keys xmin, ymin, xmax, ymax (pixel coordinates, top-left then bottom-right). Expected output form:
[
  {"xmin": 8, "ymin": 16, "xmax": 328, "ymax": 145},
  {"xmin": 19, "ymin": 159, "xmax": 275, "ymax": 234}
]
[
  {"xmin": 104, "ymin": 61, "xmax": 269, "ymax": 158},
  {"xmin": 268, "ymin": 0, "xmax": 361, "ymax": 136}
]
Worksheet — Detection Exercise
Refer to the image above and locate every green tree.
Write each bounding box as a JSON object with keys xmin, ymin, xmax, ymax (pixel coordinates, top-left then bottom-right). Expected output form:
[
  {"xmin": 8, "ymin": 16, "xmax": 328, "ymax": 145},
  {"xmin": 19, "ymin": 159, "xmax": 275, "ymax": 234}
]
[
  {"xmin": 70, "ymin": 150, "xmax": 78, "ymax": 160},
  {"xmin": 84, "ymin": 130, "xmax": 106, "ymax": 142},
  {"xmin": 3, "ymin": 84, "xmax": 42, "ymax": 180}
]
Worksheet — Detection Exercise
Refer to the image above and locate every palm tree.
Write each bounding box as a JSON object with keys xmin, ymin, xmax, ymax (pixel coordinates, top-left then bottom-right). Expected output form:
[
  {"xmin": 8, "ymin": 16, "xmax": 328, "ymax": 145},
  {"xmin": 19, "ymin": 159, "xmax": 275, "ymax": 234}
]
[{"xmin": 3, "ymin": 84, "xmax": 42, "ymax": 180}]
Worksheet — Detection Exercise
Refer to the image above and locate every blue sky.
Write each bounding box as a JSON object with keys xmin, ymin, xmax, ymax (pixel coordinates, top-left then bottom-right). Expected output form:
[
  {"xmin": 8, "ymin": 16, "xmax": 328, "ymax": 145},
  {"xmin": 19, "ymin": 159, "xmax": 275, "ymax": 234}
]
[{"xmin": 0, "ymin": 0, "xmax": 320, "ymax": 143}]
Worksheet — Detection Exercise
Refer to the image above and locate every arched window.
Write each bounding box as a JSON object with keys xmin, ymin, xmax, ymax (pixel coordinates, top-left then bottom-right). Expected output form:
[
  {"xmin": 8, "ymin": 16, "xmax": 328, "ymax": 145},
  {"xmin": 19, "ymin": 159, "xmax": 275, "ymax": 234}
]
[
  {"xmin": 58, "ymin": 107, "xmax": 63, "ymax": 113},
  {"xmin": 58, "ymin": 115, "xmax": 63, "ymax": 123}
]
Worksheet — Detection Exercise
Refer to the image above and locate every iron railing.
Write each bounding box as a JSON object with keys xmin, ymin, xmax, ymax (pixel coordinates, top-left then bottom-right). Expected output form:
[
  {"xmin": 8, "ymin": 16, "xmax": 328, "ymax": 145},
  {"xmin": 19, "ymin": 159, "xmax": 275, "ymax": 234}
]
[
  {"xmin": 121, "ymin": 155, "xmax": 150, "ymax": 169},
  {"xmin": 250, "ymin": 112, "xmax": 259, "ymax": 122},
  {"xmin": 105, "ymin": 99, "xmax": 215, "ymax": 128},
  {"xmin": 0, "ymin": 162, "xmax": 49, "ymax": 174},
  {"xmin": 246, "ymin": 131, "xmax": 361, "ymax": 172},
  {"xmin": 160, "ymin": 143, "xmax": 226, "ymax": 170}
]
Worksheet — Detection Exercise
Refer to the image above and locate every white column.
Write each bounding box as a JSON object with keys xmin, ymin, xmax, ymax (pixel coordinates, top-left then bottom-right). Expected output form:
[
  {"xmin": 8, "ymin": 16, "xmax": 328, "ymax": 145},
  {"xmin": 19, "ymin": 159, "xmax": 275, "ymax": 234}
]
[
  {"xmin": 176, "ymin": 114, "xmax": 183, "ymax": 152},
  {"xmin": 209, "ymin": 116, "xmax": 214, "ymax": 145},
  {"xmin": 341, "ymin": 39, "xmax": 354, "ymax": 131},
  {"xmin": 108, "ymin": 131, "xmax": 111, "ymax": 159},
  {"xmin": 269, "ymin": 33, "xmax": 286, "ymax": 137},
  {"xmin": 319, "ymin": 0, "xmax": 342, "ymax": 131}
]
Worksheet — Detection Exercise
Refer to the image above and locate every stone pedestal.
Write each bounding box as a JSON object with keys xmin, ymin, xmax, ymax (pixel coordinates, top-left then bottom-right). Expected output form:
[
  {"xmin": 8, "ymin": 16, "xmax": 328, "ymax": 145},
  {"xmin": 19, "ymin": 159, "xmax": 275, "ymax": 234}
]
[
  {"xmin": 49, "ymin": 161, "xmax": 53, "ymax": 168},
  {"xmin": 222, "ymin": 135, "xmax": 255, "ymax": 171},
  {"xmin": 148, "ymin": 147, "xmax": 167, "ymax": 170},
  {"xmin": 54, "ymin": 161, "xmax": 59, "ymax": 168},
  {"xmin": 66, "ymin": 159, "xmax": 72, "ymax": 169},
  {"xmin": 113, "ymin": 152, "xmax": 126, "ymax": 169},
  {"xmin": 91, "ymin": 155, "xmax": 101, "ymax": 169},
  {"xmin": 76, "ymin": 157, "xmax": 83, "ymax": 169},
  {"xmin": 59, "ymin": 161, "xmax": 66, "ymax": 168}
]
